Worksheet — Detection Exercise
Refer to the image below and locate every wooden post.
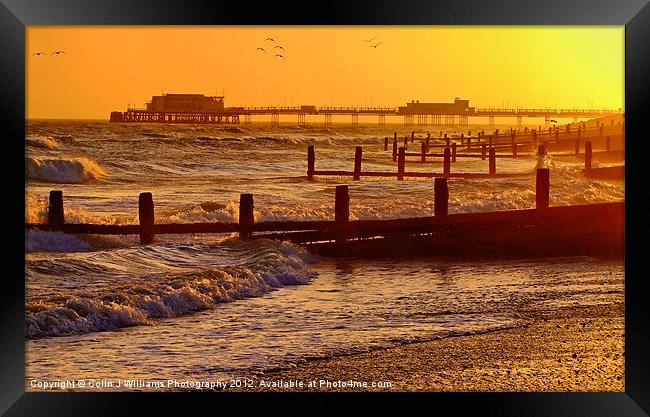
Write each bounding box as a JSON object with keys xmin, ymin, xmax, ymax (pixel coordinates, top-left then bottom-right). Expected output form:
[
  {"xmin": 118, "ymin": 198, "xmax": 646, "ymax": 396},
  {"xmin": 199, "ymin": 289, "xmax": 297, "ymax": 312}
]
[
  {"xmin": 434, "ymin": 177, "xmax": 448, "ymax": 216},
  {"xmin": 481, "ymin": 144, "xmax": 486, "ymax": 160},
  {"xmin": 555, "ymin": 129, "xmax": 559, "ymax": 143},
  {"xmin": 577, "ymin": 126, "xmax": 581, "ymax": 140},
  {"xmin": 536, "ymin": 168, "xmax": 550, "ymax": 209},
  {"xmin": 466, "ymin": 136, "xmax": 471, "ymax": 150},
  {"xmin": 397, "ymin": 147, "xmax": 405, "ymax": 181},
  {"xmin": 585, "ymin": 141, "xmax": 592, "ymax": 171},
  {"xmin": 488, "ymin": 135, "xmax": 493, "ymax": 147},
  {"xmin": 537, "ymin": 143, "xmax": 546, "ymax": 157},
  {"xmin": 238, "ymin": 193, "xmax": 254, "ymax": 239},
  {"xmin": 488, "ymin": 147, "xmax": 496, "ymax": 176},
  {"xmin": 403, "ymin": 135, "xmax": 408, "ymax": 149},
  {"xmin": 606, "ymin": 136, "xmax": 611, "ymax": 151},
  {"xmin": 353, "ymin": 146, "xmax": 362, "ymax": 181},
  {"xmin": 335, "ymin": 185, "xmax": 349, "ymax": 223},
  {"xmin": 307, "ymin": 145, "xmax": 315, "ymax": 181},
  {"xmin": 575, "ymin": 138, "xmax": 580, "ymax": 155},
  {"xmin": 411, "ymin": 130, "xmax": 415, "ymax": 143},
  {"xmin": 445, "ymin": 136, "xmax": 450, "ymax": 147},
  {"xmin": 392, "ymin": 139, "xmax": 398, "ymax": 162},
  {"xmin": 443, "ymin": 147, "xmax": 451, "ymax": 176},
  {"xmin": 426, "ymin": 132, "xmax": 430, "ymax": 153},
  {"xmin": 384, "ymin": 136, "xmax": 388, "ymax": 151},
  {"xmin": 138, "ymin": 192, "xmax": 154, "ymax": 244},
  {"xmin": 334, "ymin": 185, "xmax": 349, "ymax": 248},
  {"xmin": 511, "ymin": 132, "xmax": 517, "ymax": 156},
  {"xmin": 451, "ymin": 142, "xmax": 457, "ymax": 162},
  {"xmin": 48, "ymin": 190, "xmax": 64, "ymax": 225},
  {"xmin": 421, "ymin": 141, "xmax": 426, "ymax": 162}
]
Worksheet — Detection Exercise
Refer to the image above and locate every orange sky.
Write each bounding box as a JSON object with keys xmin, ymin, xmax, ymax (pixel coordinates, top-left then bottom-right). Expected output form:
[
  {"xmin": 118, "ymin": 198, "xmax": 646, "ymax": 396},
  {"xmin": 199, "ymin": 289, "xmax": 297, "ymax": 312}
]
[{"xmin": 26, "ymin": 26, "xmax": 624, "ymax": 120}]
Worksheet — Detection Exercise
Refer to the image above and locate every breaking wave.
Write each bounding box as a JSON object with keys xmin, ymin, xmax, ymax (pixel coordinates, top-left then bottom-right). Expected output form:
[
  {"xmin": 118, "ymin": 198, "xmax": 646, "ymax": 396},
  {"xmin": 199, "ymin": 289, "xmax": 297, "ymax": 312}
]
[
  {"xmin": 26, "ymin": 156, "xmax": 107, "ymax": 183},
  {"xmin": 26, "ymin": 136, "xmax": 60, "ymax": 149},
  {"xmin": 26, "ymin": 239, "xmax": 317, "ymax": 339}
]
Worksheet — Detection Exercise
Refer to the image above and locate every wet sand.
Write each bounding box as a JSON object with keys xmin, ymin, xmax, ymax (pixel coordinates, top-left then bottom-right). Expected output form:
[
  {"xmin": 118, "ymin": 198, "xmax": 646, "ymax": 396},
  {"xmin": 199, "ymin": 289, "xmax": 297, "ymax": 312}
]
[{"xmin": 247, "ymin": 303, "xmax": 624, "ymax": 392}]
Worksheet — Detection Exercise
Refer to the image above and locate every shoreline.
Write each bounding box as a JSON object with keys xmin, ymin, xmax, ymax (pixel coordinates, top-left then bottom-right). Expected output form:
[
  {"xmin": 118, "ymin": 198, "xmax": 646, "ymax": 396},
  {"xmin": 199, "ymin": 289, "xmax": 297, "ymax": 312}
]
[{"xmin": 245, "ymin": 303, "xmax": 624, "ymax": 392}]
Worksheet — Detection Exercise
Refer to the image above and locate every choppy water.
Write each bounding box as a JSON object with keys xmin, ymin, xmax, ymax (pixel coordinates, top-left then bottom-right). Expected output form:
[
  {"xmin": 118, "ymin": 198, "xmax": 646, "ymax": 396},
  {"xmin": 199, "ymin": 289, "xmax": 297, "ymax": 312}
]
[{"xmin": 25, "ymin": 120, "xmax": 624, "ymax": 389}]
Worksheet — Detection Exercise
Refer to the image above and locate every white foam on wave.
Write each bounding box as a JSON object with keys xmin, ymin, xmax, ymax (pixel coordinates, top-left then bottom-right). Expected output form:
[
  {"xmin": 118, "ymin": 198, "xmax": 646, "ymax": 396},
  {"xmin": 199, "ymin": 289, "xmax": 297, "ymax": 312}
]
[
  {"xmin": 26, "ymin": 230, "xmax": 93, "ymax": 252},
  {"xmin": 26, "ymin": 240, "xmax": 316, "ymax": 339},
  {"xmin": 26, "ymin": 156, "xmax": 107, "ymax": 183}
]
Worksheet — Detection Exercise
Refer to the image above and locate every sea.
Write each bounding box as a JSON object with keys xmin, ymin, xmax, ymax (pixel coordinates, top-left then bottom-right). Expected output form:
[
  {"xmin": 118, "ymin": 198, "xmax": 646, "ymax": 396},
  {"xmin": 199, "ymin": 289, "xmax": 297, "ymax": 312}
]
[{"xmin": 25, "ymin": 120, "xmax": 624, "ymax": 390}]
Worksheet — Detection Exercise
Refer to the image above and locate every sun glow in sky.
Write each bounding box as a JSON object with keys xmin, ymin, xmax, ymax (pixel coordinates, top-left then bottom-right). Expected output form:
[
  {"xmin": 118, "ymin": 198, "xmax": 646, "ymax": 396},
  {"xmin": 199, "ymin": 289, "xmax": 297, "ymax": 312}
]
[{"xmin": 27, "ymin": 26, "xmax": 624, "ymax": 120}]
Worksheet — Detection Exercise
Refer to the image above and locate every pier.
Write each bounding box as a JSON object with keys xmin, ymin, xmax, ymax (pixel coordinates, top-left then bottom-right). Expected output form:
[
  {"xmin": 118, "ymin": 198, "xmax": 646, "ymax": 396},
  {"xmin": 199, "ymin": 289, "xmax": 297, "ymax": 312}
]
[
  {"xmin": 109, "ymin": 95, "xmax": 622, "ymax": 126},
  {"xmin": 26, "ymin": 168, "xmax": 623, "ymax": 259}
]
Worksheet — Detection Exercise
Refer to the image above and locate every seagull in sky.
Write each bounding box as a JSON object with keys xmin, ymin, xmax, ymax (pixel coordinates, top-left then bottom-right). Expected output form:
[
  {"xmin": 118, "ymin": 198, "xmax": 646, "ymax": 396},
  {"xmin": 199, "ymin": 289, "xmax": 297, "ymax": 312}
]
[
  {"xmin": 256, "ymin": 47, "xmax": 267, "ymax": 54},
  {"xmin": 32, "ymin": 52, "xmax": 46, "ymax": 56},
  {"xmin": 265, "ymin": 37, "xmax": 275, "ymax": 42},
  {"xmin": 51, "ymin": 50, "xmax": 66, "ymax": 55},
  {"xmin": 549, "ymin": 119, "xmax": 558, "ymax": 123},
  {"xmin": 364, "ymin": 36, "xmax": 377, "ymax": 43},
  {"xmin": 369, "ymin": 42, "xmax": 382, "ymax": 48},
  {"xmin": 274, "ymin": 54, "xmax": 285, "ymax": 61},
  {"xmin": 274, "ymin": 45, "xmax": 284, "ymax": 51}
]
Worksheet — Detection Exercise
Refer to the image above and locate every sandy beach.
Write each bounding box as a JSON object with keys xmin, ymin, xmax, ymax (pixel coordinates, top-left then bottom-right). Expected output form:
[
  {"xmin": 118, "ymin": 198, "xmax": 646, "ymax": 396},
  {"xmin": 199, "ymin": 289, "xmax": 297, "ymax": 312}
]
[{"xmin": 247, "ymin": 303, "xmax": 624, "ymax": 392}]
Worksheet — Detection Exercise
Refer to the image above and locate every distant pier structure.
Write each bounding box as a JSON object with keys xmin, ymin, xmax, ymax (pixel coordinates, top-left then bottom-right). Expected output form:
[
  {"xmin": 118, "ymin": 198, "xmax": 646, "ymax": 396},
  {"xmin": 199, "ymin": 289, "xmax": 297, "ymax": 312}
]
[{"xmin": 109, "ymin": 94, "xmax": 622, "ymax": 126}]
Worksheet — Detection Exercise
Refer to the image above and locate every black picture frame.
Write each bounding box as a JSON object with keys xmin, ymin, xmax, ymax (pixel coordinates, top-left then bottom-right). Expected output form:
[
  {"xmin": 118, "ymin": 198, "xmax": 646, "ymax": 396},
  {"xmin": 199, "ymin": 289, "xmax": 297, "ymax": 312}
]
[{"xmin": 3, "ymin": 0, "xmax": 649, "ymax": 415}]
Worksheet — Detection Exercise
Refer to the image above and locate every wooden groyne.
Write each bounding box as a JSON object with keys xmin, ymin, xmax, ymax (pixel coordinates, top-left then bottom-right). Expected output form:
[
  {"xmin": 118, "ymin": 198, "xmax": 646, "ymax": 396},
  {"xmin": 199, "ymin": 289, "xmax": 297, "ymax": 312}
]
[{"xmin": 26, "ymin": 169, "xmax": 623, "ymax": 259}]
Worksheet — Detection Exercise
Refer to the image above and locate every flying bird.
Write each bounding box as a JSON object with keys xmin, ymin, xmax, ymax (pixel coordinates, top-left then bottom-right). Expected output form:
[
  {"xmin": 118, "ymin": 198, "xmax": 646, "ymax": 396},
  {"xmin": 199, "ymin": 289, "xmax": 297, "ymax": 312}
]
[
  {"xmin": 265, "ymin": 37, "xmax": 275, "ymax": 42},
  {"xmin": 369, "ymin": 42, "xmax": 382, "ymax": 48},
  {"xmin": 256, "ymin": 47, "xmax": 267, "ymax": 54},
  {"xmin": 549, "ymin": 119, "xmax": 558, "ymax": 123},
  {"xmin": 32, "ymin": 52, "xmax": 46, "ymax": 56},
  {"xmin": 51, "ymin": 51, "xmax": 66, "ymax": 55},
  {"xmin": 274, "ymin": 45, "xmax": 284, "ymax": 51},
  {"xmin": 364, "ymin": 36, "xmax": 377, "ymax": 43},
  {"xmin": 274, "ymin": 54, "xmax": 285, "ymax": 61}
]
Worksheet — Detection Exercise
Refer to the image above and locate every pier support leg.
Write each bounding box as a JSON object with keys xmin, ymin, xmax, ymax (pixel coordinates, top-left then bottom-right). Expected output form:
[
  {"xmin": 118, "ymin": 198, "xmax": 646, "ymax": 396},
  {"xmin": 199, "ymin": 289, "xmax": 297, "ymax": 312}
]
[
  {"xmin": 536, "ymin": 168, "xmax": 550, "ymax": 209},
  {"xmin": 434, "ymin": 177, "xmax": 449, "ymax": 216},
  {"xmin": 239, "ymin": 193, "xmax": 254, "ymax": 240},
  {"xmin": 138, "ymin": 192, "xmax": 155, "ymax": 244},
  {"xmin": 606, "ymin": 136, "xmax": 611, "ymax": 151},
  {"xmin": 537, "ymin": 143, "xmax": 546, "ymax": 157},
  {"xmin": 384, "ymin": 137, "xmax": 388, "ymax": 151},
  {"xmin": 481, "ymin": 144, "xmax": 486, "ymax": 160},
  {"xmin": 421, "ymin": 141, "xmax": 426, "ymax": 162},
  {"xmin": 426, "ymin": 132, "xmax": 430, "ymax": 153},
  {"xmin": 307, "ymin": 145, "xmax": 315, "ymax": 181},
  {"xmin": 48, "ymin": 190, "xmax": 64, "ymax": 225},
  {"xmin": 452, "ymin": 143, "xmax": 457, "ymax": 162},
  {"xmin": 353, "ymin": 146, "xmax": 362, "ymax": 181}
]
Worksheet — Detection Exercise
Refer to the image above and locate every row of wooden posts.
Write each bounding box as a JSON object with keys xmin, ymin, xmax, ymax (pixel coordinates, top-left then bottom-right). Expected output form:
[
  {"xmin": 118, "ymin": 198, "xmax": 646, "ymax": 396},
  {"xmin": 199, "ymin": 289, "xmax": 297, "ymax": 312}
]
[
  {"xmin": 383, "ymin": 126, "xmax": 616, "ymax": 161},
  {"xmin": 307, "ymin": 133, "xmax": 612, "ymax": 181},
  {"xmin": 40, "ymin": 167, "xmax": 553, "ymax": 245},
  {"xmin": 389, "ymin": 120, "xmax": 622, "ymax": 151}
]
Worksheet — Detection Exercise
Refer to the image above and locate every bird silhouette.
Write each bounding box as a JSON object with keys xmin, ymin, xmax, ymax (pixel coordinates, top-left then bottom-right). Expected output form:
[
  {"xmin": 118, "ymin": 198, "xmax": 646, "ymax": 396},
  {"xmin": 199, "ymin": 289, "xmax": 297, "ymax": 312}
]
[
  {"xmin": 274, "ymin": 54, "xmax": 285, "ymax": 61},
  {"xmin": 265, "ymin": 37, "xmax": 275, "ymax": 42},
  {"xmin": 369, "ymin": 42, "xmax": 382, "ymax": 48},
  {"xmin": 51, "ymin": 51, "xmax": 66, "ymax": 55},
  {"xmin": 364, "ymin": 36, "xmax": 377, "ymax": 43},
  {"xmin": 550, "ymin": 119, "xmax": 558, "ymax": 123},
  {"xmin": 274, "ymin": 45, "xmax": 284, "ymax": 51},
  {"xmin": 32, "ymin": 52, "xmax": 46, "ymax": 56},
  {"xmin": 256, "ymin": 47, "xmax": 267, "ymax": 54}
]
